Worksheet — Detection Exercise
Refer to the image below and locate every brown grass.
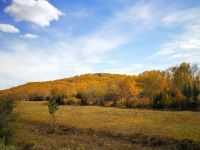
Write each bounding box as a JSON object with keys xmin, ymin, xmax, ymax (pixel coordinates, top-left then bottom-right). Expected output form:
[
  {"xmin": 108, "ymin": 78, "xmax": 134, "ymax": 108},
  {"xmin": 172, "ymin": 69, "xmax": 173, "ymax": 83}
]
[{"xmin": 15, "ymin": 101, "xmax": 200, "ymax": 149}]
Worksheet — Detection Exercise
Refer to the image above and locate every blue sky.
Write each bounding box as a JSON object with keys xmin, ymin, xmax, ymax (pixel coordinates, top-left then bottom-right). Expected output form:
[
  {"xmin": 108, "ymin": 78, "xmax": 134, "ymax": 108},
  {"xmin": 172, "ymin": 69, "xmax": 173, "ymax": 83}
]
[{"xmin": 0, "ymin": 0, "xmax": 200, "ymax": 89}]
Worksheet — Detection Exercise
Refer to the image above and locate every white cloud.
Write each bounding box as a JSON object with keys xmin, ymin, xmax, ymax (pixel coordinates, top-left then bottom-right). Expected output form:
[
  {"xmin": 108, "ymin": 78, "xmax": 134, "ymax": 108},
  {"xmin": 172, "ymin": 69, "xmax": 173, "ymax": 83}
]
[
  {"xmin": 0, "ymin": 23, "xmax": 19, "ymax": 33},
  {"xmin": 152, "ymin": 25, "xmax": 200, "ymax": 63},
  {"xmin": 0, "ymin": 40, "xmax": 96, "ymax": 89},
  {"xmin": 162, "ymin": 7, "xmax": 200, "ymax": 26},
  {"xmin": 149, "ymin": 5, "xmax": 200, "ymax": 65},
  {"xmin": 4, "ymin": 0, "xmax": 64, "ymax": 27},
  {"xmin": 20, "ymin": 33, "xmax": 38, "ymax": 39}
]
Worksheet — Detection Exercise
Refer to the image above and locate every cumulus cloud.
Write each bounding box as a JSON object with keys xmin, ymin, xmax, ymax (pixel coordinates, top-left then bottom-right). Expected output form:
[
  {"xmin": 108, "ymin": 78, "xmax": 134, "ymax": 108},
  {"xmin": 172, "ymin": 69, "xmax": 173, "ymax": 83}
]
[
  {"xmin": 20, "ymin": 33, "xmax": 38, "ymax": 39},
  {"xmin": 0, "ymin": 23, "xmax": 19, "ymax": 33},
  {"xmin": 4, "ymin": 0, "xmax": 64, "ymax": 27}
]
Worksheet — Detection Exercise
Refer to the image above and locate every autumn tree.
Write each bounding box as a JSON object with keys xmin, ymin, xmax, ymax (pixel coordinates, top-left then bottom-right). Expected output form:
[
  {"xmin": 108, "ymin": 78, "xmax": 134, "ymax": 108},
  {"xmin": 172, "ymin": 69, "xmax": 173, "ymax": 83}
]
[
  {"xmin": 137, "ymin": 70, "xmax": 169, "ymax": 108},
  {"xmin": 104, "ymin": 80, "xmax": 121, "ymax": 106},
  {"xmin": 118, "ymin": 77, "xmax": 140, "ymax": 108}
]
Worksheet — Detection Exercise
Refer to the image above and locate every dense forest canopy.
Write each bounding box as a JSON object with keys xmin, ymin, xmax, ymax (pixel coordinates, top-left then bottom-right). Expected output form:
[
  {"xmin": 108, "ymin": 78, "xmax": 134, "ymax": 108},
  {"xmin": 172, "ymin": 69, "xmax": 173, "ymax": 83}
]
[{"xmin": 1, "ymin": 62, "xmax": 200, "ymax": 110}]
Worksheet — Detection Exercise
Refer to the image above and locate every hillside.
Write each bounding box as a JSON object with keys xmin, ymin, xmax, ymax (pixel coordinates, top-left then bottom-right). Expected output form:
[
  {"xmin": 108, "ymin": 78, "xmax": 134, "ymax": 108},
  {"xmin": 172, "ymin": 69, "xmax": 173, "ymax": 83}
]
[{"xmin": 0, "ymin": 73, "xmax": 129, "ymax": 99}]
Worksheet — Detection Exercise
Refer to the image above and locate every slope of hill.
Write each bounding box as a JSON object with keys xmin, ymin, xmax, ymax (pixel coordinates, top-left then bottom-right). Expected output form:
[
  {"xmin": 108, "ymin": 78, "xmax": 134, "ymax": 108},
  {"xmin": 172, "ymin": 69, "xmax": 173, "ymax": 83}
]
[{"xmin": 0, "ymin": 73, "xmax": 130, "ymax": 100}]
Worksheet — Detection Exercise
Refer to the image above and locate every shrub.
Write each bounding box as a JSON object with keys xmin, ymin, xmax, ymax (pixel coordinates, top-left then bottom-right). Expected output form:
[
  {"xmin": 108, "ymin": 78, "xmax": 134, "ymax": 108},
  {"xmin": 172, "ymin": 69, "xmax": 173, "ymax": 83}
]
[
  {"xmin": 29, "ymin": 95, "xmax": 44, "ymax": 101},
  {"xmin": 103, "ymin": 101, "xmax": 114, "ymax": 107},
  {"xmin": 0, "ymin": 94, "xmax": 18, "ymax": 145},
  {"xmin": 64, "ymin": 97, "xmax": 81, "ymax": 106}
]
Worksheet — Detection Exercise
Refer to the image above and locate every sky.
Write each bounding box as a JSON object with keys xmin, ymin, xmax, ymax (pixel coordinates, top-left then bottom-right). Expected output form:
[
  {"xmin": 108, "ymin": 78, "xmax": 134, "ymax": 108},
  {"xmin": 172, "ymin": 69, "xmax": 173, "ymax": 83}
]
[{"xmin": 0, "ymin": 0, "xmax": 200, "ymax": 89}]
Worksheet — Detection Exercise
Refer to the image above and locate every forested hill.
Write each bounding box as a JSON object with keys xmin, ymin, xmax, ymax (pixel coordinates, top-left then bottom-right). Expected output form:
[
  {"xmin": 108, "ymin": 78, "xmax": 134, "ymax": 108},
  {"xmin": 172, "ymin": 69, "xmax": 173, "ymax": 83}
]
[
  {"xmin": 0, "ymin": 73, "xmax": 129, "ymax": 99},
  {"xmin": 1, "ymin": 62, "xmax": 200, "ymax": 110}
]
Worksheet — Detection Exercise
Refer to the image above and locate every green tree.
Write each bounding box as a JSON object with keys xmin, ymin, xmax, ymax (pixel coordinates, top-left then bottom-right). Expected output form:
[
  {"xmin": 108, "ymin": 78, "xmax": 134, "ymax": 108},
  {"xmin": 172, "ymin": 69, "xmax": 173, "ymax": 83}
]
[
  {"xmin": 183, "ymin": 84, "xmax": 192, "ymax": 109},
  {"xmin": 192, "ymin": 83, "xmax": 199, "ymax": 109},
  {"xmin": 0, "ymin": 94, "xmax": 17, "ymax": 145},
  {"xmin": 48, "ymin": 98, "xmax": 59, "ymax": 133},
  {"xmin": 191, "ymin": 64, "xmax": 200, "ymax": 109},
  {"xmin": 153, "ymin": 92, "xmax": 163, "ymax": 109}
]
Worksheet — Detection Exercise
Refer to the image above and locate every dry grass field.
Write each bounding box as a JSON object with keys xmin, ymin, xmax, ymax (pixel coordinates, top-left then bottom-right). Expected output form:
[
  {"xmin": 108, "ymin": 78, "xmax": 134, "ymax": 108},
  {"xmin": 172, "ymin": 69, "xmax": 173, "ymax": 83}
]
[{"xmin": 15, "ymin": 101, "xmax": 200, "ymax": 150}]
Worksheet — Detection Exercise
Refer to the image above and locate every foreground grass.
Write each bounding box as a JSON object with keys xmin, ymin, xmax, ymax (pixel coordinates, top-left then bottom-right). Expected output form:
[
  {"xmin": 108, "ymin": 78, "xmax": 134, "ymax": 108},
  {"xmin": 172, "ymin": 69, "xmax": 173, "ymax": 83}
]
[{"xmin": 15, "ymin": 101, "xmax": 200, "ymax": 149}]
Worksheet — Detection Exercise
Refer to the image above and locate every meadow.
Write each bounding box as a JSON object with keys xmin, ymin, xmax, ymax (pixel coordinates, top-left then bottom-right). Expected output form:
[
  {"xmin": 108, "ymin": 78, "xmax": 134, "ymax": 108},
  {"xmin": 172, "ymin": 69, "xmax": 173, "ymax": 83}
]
[{"xmin": 14, "ymin": 101, "xmax": 200, "ymax": 150}]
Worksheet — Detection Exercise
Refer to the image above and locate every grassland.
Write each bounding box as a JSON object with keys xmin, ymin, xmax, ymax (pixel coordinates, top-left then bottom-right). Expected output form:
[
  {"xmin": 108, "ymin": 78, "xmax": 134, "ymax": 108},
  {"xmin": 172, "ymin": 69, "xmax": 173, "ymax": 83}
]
[{"xmin": 15, "ymin": 101, "xmax": 200, "ymax": 150}]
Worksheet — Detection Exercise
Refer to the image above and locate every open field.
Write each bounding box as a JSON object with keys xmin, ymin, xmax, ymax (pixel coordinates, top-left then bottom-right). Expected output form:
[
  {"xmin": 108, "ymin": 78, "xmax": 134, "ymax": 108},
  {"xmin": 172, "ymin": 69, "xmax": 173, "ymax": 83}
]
[{"xmin": 15, "ymin": 101, "xmax": 200, "ymax": 149}]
